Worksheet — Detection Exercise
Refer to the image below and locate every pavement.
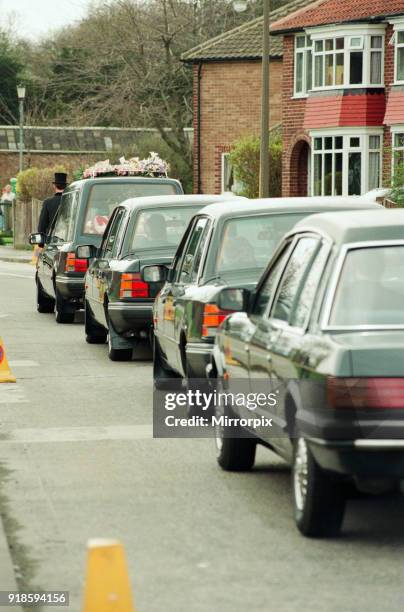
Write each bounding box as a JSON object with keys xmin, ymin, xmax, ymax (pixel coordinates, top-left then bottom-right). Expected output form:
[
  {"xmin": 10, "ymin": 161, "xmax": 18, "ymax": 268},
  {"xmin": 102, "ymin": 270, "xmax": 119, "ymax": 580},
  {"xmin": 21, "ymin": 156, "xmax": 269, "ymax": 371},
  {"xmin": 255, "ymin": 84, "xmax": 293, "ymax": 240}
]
[
  {"xmin": 1, "ymin": 259, "xmax": 404, "ymax": 612},
  {"xmin": 0, "ymin": 246, "xmax": 33, "ymax": 264}
]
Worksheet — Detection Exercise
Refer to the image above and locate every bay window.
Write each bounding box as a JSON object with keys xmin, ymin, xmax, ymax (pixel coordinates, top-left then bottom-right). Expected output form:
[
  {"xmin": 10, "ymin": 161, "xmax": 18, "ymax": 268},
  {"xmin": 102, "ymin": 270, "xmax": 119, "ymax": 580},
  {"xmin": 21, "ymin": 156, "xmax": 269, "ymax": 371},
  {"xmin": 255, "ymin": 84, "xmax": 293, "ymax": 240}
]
[
  {"xmin": 308, "ymin": 27, "xmax": 385, "ymax": 90},
  {"xmin": 294, "ymin": 34, "xmax": 312, "ymax": 96},
  {"xmin": 311, "ymin": 131, "xmax": 382, "ymax": 196},
  {"xmin": 392, "ymin": 130, "xmax": 404, "ymax": 170},
  {"xmin": 394, "ymin": 30, "xmax": 404, "ymax": 83}
]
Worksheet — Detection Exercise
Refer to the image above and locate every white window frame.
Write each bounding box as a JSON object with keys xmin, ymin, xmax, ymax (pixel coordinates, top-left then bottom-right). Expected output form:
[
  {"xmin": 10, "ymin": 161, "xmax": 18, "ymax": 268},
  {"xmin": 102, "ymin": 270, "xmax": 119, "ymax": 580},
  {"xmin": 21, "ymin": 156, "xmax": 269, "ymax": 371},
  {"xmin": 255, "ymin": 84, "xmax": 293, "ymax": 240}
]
[
  {"xmin": 310, "ymin": 128, "xmax": 383, "ymax": 196},
  {"xmin": 221, "ymin": 152, "xmax": 234, "ymax": 194},
  {"xmin": 293, "ymin": 34, "xmax": 312, "ymax": 98},
  {"xmin": 307, "ymin": 24, "xmax": 385, "ymax": 91},
  {"xmin": 391, "ymin": 125, "xmax": 404, "ymax": 174},
  {"xmin": 391, "ymin": 19, "xmax": 404, "ymax": 84}
]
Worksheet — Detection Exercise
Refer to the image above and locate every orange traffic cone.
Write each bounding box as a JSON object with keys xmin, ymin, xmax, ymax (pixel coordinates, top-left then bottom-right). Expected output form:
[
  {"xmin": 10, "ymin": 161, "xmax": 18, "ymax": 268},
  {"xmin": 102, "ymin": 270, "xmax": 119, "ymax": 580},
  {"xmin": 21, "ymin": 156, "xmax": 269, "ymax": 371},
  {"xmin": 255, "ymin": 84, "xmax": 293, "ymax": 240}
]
[
  {"xmin": 0, "ymin": 338, "xmax": 16, "ymax": 383},
  {"xmin": 83, "ymin": 539, "xmax": 135, "ymax": 612}
]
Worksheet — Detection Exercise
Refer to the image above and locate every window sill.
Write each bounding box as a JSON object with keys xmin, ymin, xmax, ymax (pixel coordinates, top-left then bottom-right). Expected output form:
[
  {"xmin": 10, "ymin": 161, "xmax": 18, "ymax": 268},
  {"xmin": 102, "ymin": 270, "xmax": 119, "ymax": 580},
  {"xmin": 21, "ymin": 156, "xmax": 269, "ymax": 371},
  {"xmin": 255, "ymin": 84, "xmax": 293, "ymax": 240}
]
[
  {"xmin": 291, "ymin": 93, "xmax": 309, "ymax": 99},
  {"xmin": 311, "ymin": 85, "xmax": 385, "ymax": 92}
]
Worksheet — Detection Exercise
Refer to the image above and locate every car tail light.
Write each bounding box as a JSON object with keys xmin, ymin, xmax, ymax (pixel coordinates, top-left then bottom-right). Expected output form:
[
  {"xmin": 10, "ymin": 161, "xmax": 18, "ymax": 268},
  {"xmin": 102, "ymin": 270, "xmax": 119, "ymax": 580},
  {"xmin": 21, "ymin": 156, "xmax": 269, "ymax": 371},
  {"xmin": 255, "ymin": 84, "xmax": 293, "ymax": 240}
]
[
  {"xmin": 202, "ymin": 303, "xmax": 233, "ymax": 338},
  {"xmin": 65, "ymin": 253, "xmax": 88, "ymax": 273},
  {"xmin": 327, "ymin": 377, "xmax": 404, "ymax": 409},
  {"xmin": 119, "ymin": 273, "xmax": 149, "ymax": 299}
]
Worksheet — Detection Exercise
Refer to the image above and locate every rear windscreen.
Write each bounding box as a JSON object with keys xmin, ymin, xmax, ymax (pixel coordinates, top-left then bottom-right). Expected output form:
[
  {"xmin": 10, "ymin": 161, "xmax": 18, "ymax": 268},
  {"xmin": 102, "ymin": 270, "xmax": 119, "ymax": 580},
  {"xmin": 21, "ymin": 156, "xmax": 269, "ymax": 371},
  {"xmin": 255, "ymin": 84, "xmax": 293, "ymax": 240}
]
[
  {"xmin": 82, "ymin": 182, "xmax": 177, "ymax": 235},
  {"xmin": 214, "ymin": 213, "xmax": 306, "ymax": 278},
  {"xmin": 130, "ymin": 206, "xmax": 197, "ymax": 251},
  {"xmin": 329, "ymin": 245, "xmax": 404, "ymax": 327}
]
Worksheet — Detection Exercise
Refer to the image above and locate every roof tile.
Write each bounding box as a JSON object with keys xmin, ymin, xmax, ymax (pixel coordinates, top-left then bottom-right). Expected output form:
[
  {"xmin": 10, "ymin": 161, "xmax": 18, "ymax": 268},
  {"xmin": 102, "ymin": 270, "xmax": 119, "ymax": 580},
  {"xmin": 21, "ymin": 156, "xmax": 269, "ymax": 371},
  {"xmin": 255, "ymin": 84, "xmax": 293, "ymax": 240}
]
[
  {"xmin": 271, "ymin": 0, "xmax": 404, "ymax": 33},
  {"xmin": 182, "ymin": 0, "xmax": 313, "ymax": 62}
]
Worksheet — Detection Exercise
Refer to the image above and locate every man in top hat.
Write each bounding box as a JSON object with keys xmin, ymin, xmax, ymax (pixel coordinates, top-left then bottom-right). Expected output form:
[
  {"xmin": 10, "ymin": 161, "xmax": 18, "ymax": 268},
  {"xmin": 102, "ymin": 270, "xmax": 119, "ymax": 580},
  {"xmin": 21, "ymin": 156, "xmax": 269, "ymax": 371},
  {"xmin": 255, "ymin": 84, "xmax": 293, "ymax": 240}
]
[{"xmin": 37, "ymin": 172, "xmax": 68, "ymax": 235}]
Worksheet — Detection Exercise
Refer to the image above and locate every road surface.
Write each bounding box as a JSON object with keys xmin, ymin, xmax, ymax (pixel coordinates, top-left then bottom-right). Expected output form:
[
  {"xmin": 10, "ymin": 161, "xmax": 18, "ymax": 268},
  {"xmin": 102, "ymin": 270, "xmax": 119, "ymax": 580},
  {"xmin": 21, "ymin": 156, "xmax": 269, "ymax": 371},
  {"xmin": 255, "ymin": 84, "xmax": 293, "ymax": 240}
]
[{"xmin": 0, "ymin": 259, "xmax": 403, "ymax": 612}]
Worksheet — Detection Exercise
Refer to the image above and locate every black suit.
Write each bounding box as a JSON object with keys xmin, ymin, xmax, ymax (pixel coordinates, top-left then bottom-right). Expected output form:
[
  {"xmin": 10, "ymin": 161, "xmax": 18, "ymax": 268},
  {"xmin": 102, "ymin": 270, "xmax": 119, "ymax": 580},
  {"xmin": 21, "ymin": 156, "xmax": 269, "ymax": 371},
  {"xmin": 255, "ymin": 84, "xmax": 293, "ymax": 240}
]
[{"xmin": 38, "ymin": 192, "xmax": 63, "ymax": 235}]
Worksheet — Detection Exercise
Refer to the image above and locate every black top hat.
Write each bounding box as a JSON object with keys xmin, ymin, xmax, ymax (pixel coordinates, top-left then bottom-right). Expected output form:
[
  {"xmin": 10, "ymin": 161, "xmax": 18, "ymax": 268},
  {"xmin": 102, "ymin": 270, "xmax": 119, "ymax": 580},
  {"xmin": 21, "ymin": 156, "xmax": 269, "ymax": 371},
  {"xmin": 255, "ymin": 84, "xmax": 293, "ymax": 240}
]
[{"xmin": 53, "ymin": 172, "xmax": 68, "ymax": 186}]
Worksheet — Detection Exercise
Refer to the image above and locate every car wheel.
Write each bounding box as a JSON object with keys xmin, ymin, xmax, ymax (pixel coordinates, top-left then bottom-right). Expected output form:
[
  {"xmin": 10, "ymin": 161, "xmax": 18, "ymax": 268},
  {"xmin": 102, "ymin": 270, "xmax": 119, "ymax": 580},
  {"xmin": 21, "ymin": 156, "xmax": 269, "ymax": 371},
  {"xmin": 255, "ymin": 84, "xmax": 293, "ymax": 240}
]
[
  {"xmin": 36, "ymin": 278, "xmax": 55, "ymax": 313},
  {"xmin": 85, "ymin": 300, "xmax": 107, "ymax": 344},
  {"xmin": 153, "ymin": 336, "xmax": 179, "ymax": 389},
  {"xmin": 186, "ymin": 372, "xmax": 211, "ymax": 417},
  {"xmin": 107, "ymin": 318, "xmax": 132, "ymax": 361},
  {"xmin": 55, "ymin": 290, "xmax": 75, "ymax": 324},
  {"xmin": 215, "ymin": 397, "xmax": 256, "ymax": 471},
  {"xmin": 292, "ymin": 437, "xmax": 346, "ymax": 538}
]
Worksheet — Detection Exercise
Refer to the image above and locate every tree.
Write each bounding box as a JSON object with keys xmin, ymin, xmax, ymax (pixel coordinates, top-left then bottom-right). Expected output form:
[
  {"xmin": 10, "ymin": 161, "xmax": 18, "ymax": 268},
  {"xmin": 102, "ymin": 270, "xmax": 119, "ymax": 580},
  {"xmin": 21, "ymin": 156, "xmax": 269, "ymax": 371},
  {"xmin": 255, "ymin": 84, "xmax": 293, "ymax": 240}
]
[
  {"xmin": 24, "ymin": 0, "xmax": 267, "ymax": 172},
  {"xmin": 0, "ymin": 30, "xmax": 24, "ymax": 123},
  {"xmin": 229, "ymin": 132, "xmax": 282, "ymax": 198}
]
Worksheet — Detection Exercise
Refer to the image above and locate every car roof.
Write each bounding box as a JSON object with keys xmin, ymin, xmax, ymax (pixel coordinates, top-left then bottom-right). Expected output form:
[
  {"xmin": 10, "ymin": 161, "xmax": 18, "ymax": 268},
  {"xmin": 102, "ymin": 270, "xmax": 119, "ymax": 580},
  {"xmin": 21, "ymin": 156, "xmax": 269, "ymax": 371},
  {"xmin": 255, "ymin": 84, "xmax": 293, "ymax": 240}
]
[
  {"xmin": 198, "ymin": 196, "xmax": 382, "ymax": 220},
  {"xmin": 293, "ymin": 208, "xmax": 404, "ymax": 244},
  {"xmin": 67, "ymin": 176, "xmax": 182, "ymax": 189},
  {"xmin": 114, "ymin": 194, "xmax": 245, "ymax": 211}
]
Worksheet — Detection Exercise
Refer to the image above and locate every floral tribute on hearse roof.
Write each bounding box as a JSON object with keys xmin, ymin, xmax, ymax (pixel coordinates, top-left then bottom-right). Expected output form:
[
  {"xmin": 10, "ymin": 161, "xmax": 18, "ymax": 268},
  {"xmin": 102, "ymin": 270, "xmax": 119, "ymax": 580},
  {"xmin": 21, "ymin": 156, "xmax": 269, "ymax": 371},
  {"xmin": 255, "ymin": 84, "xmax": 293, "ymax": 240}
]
[{"xmin": 81, "ymin": 153, "xmax": 170, "ymax": 179}]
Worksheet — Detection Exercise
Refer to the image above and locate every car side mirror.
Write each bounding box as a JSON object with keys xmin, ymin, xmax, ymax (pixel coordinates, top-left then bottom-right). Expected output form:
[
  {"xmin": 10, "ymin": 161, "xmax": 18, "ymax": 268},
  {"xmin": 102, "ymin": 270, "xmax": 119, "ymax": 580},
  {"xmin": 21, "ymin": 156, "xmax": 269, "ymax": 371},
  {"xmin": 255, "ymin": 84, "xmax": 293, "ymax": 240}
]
[
  {"xmin": 141, "ymin": 264, "xmax": 169, "ymax": 283},
  {"xmin": 217, "ymin": 287, "xmax": 250, "ymax": 312},
  {"xmin": 29, "ymin": 232, "xmax": 45, "ymax": 246},
  {"xmin": 76, "ymin": 244, "xmax": 97, "ymax": 259}
]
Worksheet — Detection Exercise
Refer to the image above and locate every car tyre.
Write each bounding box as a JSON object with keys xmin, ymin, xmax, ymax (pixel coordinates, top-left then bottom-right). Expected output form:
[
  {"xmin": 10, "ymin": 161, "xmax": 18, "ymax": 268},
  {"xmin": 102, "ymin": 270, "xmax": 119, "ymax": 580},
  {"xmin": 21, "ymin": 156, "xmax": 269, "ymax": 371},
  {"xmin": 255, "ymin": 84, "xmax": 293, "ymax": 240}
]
[
  {"xmin": 215, "ymin": 399, "xmax": 256, "ymax": 471},
  {"xmin": 36, "ymin": 278, "xmax": 55, "ymax": 313},
  {"xmin": 153, "ymin": 336, "xmax": 179, "ymax": 389},
  {"xmin": 292, "ymin": 437, "xmax": 346, "ymax": 538},
  {"xmin": 107, "ymin": 318, "xmax": 132, "ymax": 361},
  {"xmin": 85, "ymin": 300, "xmax": 107, "ymax": 344},
  {"xmin": 55, "ymin": 290, "xmax": 75, "ymax": 324}
]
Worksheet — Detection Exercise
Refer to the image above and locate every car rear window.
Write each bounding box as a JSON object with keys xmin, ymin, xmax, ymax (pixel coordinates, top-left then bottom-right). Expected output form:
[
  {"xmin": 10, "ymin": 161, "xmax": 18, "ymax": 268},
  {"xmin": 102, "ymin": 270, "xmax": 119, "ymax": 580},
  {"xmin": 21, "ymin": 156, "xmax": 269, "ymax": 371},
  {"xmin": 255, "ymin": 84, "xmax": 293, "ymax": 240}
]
[
  {"xmin": 82, "ymin": 182, "xmax": 177, "ymax": 235},
  {"xmin": 130, "ymin": 206, "xmax": 197, "ymax": 251},
  {"xmin": 329, "ymin": 245, "xmax": 404, "ymax": 327},
  {"xmin": 215, "ymin": 213, "xmax": 306, "ymax": 278}
]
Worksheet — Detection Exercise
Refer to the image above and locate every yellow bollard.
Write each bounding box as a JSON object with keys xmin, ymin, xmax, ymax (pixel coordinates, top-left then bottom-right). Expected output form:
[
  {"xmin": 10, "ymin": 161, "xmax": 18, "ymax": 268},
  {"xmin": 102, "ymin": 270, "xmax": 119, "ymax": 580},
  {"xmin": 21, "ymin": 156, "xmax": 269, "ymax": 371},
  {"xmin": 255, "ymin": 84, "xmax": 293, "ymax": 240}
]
[
  {"xmin": 83, "ymin": 539, "xmax": 135, "ymax": 612},
  {"xmin": 0, "ymin": 337, "xmax": 16, "ymax": 383}
]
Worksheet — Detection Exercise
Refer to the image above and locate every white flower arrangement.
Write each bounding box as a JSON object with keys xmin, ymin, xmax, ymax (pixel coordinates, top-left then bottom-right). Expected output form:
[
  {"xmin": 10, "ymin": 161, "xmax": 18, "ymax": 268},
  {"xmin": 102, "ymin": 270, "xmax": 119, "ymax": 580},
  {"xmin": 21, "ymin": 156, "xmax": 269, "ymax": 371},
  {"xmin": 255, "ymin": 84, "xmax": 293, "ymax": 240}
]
[{"xmin": 82, "ymin": 153, "xmax": 170, "ymax": 179}]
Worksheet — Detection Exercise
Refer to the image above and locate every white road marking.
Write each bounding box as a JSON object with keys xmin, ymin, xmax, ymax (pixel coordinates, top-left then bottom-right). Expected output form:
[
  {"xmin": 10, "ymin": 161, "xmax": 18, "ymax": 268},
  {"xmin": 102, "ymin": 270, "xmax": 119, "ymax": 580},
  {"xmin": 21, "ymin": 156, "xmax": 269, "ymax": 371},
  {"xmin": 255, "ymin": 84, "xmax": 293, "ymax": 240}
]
[
  {"xmin": 8, "ymin": 360, "xmax": 39, "ymax": 367},
  {"xmin": 1, "ymin": 425, "xmax": 153, "ymax": 443},
  {"xmin": 0, "ymin": 386, "xmax": 28, "ymax": 404},
  {"xmin": 0, "ymin": 272, "xmax": 34, "ymax": 279}
]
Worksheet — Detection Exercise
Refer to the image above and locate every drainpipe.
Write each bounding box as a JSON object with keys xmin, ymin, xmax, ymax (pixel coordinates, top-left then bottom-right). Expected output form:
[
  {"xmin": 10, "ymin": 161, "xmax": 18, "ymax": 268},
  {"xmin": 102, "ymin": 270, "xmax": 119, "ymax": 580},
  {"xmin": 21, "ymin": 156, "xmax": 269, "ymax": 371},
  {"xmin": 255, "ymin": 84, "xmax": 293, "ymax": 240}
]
[{"xmin": 197, "ymin": 62, "xmax": 203, "ymax": 194}]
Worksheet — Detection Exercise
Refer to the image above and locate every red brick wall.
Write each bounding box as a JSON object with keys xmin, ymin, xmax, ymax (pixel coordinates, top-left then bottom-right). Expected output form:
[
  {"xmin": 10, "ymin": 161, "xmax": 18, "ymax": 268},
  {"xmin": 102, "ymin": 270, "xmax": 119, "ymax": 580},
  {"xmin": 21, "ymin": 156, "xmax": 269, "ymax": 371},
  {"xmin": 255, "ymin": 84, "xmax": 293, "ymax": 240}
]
[
  {"xmin": 281, "ymin": 35, "xmax": 308, "ymax": 196},
  {"xmin": 195, "ymin": 59, "xmax": 283, "ymax": 194}
]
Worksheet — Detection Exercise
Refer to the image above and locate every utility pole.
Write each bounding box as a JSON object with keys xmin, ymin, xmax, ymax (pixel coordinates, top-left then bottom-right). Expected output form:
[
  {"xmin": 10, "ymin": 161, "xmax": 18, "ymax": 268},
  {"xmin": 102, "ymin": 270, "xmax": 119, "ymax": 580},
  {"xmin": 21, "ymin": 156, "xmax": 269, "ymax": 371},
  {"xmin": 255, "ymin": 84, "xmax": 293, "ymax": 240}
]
[{"xmin": 259, "ymin": 0, "xmax": 270, "ymax": 198}]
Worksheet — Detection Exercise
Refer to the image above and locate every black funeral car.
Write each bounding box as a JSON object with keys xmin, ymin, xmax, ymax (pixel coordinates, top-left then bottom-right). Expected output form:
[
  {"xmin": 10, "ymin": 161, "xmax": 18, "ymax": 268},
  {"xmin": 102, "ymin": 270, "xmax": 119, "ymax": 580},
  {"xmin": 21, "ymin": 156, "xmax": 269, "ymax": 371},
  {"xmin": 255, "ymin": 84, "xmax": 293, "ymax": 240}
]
[
  {"xmin": 210, "ymin": 208, "xmax": 404, "ymax": 538},
  {"xmin": 29, "ymin": 176, "xmax": 183, "ymax": 323},
  {"xmin": 82, "ymin": 195, "xmax": 239, "ymax": 360},
  {"xmin": 149, "ymin": 198, "xmax": 381, "ymax": 388}
]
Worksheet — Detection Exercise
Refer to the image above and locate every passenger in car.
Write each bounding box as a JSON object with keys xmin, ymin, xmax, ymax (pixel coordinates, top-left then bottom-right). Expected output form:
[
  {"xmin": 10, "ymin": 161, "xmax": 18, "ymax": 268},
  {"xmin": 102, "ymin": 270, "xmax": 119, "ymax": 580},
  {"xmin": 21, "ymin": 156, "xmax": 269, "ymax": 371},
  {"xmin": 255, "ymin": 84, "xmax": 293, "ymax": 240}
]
[
  {"xmin": 135, "ymin": 214, "xmax": 169, "ymax": 248},
  {"xmin": 217, "ymin": 223, "xmax": 257, "ymax": 271}
]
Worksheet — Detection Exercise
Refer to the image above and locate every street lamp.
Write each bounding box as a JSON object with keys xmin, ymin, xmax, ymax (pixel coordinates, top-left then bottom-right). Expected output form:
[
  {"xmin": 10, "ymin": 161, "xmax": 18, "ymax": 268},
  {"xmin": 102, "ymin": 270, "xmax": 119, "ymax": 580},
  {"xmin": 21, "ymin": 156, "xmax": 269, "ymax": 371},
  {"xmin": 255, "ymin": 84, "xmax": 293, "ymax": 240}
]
[
  {"xmin": 17, "ymin": 84, "xmax": 26, "ymax": 174},
  {"xmin": 233, "ymin": 0, "xmax": 270, "ymax": 198}
]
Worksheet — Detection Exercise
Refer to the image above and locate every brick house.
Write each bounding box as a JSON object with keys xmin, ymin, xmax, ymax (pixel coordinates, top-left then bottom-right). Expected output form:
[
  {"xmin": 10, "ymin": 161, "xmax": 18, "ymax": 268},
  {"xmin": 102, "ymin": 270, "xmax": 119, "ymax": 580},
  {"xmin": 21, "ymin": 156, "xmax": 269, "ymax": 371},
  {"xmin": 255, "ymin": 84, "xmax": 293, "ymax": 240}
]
[
  {"xmin": 271, "ymin": 0, "xmax": 404, "ymax": 197},
  {"xmin": 182, "ymin": 0, "xmax": 311, "ymax": 194}
]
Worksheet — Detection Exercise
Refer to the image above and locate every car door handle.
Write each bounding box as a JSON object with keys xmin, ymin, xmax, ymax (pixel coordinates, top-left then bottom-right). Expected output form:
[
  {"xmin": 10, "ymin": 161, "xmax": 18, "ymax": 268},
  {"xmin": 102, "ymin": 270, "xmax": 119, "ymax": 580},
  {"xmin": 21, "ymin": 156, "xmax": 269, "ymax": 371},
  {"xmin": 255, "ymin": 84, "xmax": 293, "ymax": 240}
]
[
  {"xmin": 244, "ymin": 345, "xmax": 250, "ymax": 353},
  {"xmin": 266, "ymin": 354, "xmax": 272, "ymax": 363}
]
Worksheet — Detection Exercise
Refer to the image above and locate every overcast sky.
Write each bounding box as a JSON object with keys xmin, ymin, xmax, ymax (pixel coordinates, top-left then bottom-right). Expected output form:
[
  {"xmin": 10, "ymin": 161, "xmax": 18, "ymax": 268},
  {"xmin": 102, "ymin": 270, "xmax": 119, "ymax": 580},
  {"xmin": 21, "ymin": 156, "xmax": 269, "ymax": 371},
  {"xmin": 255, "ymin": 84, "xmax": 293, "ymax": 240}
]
[{"xmin": 3, "ymin": 0, "xmax": 97, "ymax": 40}]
